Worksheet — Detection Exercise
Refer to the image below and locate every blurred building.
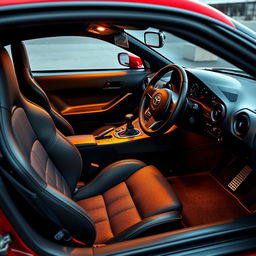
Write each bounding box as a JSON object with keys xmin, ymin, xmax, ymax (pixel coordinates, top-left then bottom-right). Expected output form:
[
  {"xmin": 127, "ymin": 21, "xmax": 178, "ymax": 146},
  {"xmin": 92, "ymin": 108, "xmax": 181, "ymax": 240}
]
[{"xmin": 200, "ymin": 0, "xmax": 256, "ymax": 20}]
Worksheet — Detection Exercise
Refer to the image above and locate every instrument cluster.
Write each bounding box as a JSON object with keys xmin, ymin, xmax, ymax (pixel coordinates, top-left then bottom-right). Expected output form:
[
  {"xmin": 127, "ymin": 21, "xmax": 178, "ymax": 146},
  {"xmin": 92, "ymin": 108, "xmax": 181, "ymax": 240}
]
[
  {"xmin": 188, "ymin": 82, "xmax": 218, "ymax": 104},
  {"xmin": 188, "ymin": 81, "xmax": 226, "ymax": 142}
]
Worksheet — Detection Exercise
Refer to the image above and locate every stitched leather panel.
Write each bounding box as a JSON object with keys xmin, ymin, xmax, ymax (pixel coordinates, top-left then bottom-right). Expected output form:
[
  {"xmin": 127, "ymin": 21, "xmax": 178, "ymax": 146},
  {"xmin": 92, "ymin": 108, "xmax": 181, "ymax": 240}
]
[
  {"xmin": 78, "ymin": 195, "xmax": 113, "ymax": 243},
  {"xmin": 103, "ymin": 182, "xmax": 141, "ymax": 236},
  {"xmin": 126, "ymin": 166, "xmax": 182, "ymax": 218},
  {"xmin": 12, "ymin": 107, "xmax": 36, "ymax": 158},
  {"xmin": 78, "ymin": 182, "xmax": 142, "ymax": 243},
  {"xmin": 12, "ymin": 107, "xmax": 71, "ymax": 197}
]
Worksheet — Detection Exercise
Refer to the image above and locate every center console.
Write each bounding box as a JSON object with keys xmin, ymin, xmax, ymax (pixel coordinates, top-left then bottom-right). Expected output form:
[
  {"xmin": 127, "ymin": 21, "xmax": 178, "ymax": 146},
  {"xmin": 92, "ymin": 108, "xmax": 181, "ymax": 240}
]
[
  {"xmin": 66, "ymin": 116, "xmax": 149, "ymax": 179},
  {"xmin": 67, "ymin": 117, "xmax": 148, "ymax": 148},
  {"xmin": 66, "ymin": 115, "xmax": 177, "ymax": 179}
]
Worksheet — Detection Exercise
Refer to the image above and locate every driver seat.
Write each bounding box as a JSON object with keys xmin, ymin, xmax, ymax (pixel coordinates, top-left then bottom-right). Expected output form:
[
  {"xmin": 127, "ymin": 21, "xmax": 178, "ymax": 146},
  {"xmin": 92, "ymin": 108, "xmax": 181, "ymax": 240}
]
[{"xmin": 0, "ymin": 47, "xmax": 182, "ymax": 245}]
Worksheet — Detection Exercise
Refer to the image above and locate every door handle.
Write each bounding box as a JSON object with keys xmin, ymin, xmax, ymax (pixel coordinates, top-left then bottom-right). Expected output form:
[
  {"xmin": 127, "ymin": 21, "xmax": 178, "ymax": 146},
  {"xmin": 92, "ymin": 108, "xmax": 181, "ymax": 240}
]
[{"xmin": 103, "ymin": 81, "xmax": 122, "ymax": 90}]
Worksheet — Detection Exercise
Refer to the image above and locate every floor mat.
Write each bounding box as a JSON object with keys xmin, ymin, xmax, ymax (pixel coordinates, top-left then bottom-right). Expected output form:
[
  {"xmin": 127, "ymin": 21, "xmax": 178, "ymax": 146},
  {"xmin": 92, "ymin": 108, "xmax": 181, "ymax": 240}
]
[{"xmin": 168, "ymin": 173, "xmax": 250, "ymax": 227}]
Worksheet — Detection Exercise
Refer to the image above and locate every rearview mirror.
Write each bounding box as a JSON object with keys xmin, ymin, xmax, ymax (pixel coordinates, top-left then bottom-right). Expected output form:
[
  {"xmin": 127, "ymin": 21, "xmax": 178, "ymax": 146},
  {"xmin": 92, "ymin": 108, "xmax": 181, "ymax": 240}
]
[
  {"xmin": 144, "ymin": 31, "xmax": 165, "ymax": 48},
  {"xmin": 118, "ymin": 52, "xmax": 144, "ymax": 69}
]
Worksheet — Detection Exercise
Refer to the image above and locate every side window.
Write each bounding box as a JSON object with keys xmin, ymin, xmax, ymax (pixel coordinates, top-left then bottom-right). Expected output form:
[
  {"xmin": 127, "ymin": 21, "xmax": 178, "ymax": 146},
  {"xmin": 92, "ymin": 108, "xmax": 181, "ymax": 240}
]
[{"xmin": 24, "ymin": 36, "xmax": 129, "ymax": 71}]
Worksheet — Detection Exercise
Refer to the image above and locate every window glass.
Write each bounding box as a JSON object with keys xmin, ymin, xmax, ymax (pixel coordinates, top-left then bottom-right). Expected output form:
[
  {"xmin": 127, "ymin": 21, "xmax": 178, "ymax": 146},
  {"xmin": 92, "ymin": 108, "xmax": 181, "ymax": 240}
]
[
  {"xmin": 128, "ymin": 29, "xmax": 237, "ymax": 69},
  {"xmin": 24, "ymin": 36, "xmax": 129, "ymax": 71}
]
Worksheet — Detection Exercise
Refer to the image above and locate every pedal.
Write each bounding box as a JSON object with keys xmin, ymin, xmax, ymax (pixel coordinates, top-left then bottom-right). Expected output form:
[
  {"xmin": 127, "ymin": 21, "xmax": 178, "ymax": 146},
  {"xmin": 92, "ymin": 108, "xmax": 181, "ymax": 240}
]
[{"xmin": 228, "ymin": 165, "xmax": 252, "ymax": 191}]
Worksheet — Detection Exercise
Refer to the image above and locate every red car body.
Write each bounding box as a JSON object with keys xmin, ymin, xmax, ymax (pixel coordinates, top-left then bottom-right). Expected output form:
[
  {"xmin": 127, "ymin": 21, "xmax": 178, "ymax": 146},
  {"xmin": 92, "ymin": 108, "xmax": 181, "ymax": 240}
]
[
  {"xmin": 0, "ymin": 0, "xmax": 235, "ymax": 27},
  {"xmin": 0, "ymin": 1, "xmax": 253, "ymax": 255}
]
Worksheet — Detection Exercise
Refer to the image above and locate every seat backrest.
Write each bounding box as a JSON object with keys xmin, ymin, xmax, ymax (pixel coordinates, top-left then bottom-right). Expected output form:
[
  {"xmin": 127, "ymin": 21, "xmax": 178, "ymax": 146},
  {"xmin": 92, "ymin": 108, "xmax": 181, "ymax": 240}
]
[
  {"xmin": 11, "ymin": 42, "xmax": 75, "ymax": 136},
  {"xmin": 0, "ymin": 47, "xmax": 95, "ymax": 244}
]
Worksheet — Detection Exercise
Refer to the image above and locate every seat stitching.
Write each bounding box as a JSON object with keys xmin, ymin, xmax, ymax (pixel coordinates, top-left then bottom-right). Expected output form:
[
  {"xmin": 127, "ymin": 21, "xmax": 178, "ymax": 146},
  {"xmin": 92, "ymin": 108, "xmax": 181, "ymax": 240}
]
[
  {"xmin": 30, "ymin": 152, "xmax": 45, "ymax": 179},
  {"xmin": 30, "ymin": 140, "xmax": 47, "ymax": 180},
  {"xmin": 58, "ymin": 173, "xmax": 67, "ymax": 195},
  {"xmin": 83, "ymin": 205, "xmax": 106, "ymax": 212},
  {"xmin": 61, "ymin": 175, "xmax": 65, "ymax": 194},
  {"xmin": 62, "ymin": 176, "xmax": 68, "ymax": 195},
  {"xmin": 45, "ymin": 158, "xmax": 50, "ymax": 184},
  {"xmin": 54, "ymin": 165, "xmax": 59, "ymax": 192},
  {"xmin": 104, "ymin": 192, "xmax": 129, "ymax": 206},
  {"xmin": 125, "ymin": 181, "xmax": 142, "ymax": 219},
  {"xmin": 93, "ymin": 218, "xmax": 109, "ymax": 224},
  {"xmin": 102, "ymin": 194, "xmax": 114, "ymax": 236},
  {"xmin": 109, "ymin": 205, "xmax": 136, "ymax": 220},
  {"xmin": 13, "ymin": 107, "xmax": 37, "ymax": 143}
]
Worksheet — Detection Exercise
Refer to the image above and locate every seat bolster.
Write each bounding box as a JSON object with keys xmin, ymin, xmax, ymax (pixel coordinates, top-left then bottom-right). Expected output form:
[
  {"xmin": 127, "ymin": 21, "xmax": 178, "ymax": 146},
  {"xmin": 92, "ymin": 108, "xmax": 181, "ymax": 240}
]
[
  {"xmin": 39, "ymin": 186, "xmax": 96, "ymax": 245},
  {"xmin": 49, "ymin": 108, "xmax": 75, "ymax": 136},
  {"xmin": 73, "ymin": 159, "xmax": 146, "ymax": 200},
  {"xmin": 107, "ymin": 212, "xmax": 181, "ymax": 243}
]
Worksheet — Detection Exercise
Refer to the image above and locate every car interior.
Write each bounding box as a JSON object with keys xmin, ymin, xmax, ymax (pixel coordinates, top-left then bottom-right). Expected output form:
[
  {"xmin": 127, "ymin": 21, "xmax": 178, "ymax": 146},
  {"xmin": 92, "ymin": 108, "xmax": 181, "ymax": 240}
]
[{"xmin": 0, "ymin": 20, "xmax": 255, "ymax": 253}]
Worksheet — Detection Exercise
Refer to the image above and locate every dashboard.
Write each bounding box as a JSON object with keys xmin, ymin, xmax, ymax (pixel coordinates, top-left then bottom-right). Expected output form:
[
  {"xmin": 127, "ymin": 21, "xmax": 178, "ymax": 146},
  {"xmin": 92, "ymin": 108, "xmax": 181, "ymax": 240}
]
[
  {"xmin": 145, "ymin": 68, "xmax": 256, "ymax": 149},
  {"xmin": 186, "ymin": 76, "xmax": 226, "ymax": 142}
]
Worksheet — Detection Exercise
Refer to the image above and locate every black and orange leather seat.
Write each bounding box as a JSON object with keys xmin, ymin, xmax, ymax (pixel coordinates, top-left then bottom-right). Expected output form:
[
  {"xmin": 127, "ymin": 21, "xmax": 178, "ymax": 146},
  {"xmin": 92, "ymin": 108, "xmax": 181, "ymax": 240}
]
[{"xmin": 0, "ymin": 47, "xmax": 181, "ymax": 245}]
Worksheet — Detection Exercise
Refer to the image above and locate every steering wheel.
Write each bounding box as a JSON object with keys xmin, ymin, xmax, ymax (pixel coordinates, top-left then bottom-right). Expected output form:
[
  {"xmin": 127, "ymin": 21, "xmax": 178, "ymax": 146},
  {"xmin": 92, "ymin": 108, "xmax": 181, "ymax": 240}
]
[{"xmin": 139, "ymin": 64, "xmax": 188, "ymax": 136}]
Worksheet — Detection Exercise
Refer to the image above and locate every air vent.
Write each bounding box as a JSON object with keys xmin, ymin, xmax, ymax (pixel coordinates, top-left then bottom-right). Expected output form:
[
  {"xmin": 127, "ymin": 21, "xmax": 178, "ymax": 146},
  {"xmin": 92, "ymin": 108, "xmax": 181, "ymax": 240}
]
[
  {"xmin": 234, "ymin": 112, "xmax": 250, "ymax": 137},
  {"xmin": 211, "ymin": 103, "xmax": 225, "ymax": 123}
]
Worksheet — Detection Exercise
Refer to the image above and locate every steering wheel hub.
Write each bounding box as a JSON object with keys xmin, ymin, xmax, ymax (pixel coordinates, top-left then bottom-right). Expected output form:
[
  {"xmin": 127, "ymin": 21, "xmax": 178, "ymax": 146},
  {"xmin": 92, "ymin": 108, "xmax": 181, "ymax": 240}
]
[{"xmin": 150, "ymin": 89, "xmax": 171, "ymax": 118}]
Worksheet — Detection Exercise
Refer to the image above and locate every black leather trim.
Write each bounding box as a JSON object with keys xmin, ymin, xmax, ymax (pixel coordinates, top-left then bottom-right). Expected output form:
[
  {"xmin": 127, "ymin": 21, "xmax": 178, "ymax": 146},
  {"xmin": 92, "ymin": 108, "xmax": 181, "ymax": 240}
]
[
  {"xmin": 73, "ymin": 159, "xmax": 146, "ymax": 200},
  {"xmin": 42, "ymin": 185, "xmax": 96, "ymax": 245},
  {"xmin": 107, "ymin": 211, "xmax": 181, "ymax": 243},
  {"xmin": 49, "ymin": 107, "xmax": 75, "ymax": 136}
]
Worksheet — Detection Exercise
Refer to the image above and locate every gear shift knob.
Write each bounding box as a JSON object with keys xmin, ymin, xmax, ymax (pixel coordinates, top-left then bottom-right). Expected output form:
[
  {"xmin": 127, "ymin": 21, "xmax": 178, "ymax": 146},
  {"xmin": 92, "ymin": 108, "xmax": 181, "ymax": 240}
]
[
  {"xmin": 114, "ymin": 113, "xmax": 139, "ymax": 138},
  {"xmin": 125, "ymin": 114, "xmax": 134, "ymax": 128}
]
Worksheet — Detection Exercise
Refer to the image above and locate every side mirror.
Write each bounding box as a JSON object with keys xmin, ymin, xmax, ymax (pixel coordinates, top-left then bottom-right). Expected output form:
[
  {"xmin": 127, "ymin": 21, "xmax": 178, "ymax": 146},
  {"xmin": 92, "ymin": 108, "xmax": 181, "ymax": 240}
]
[
  {"xmin": 144, "ymin": 31, "xmax": 165, "ymax": 48},
  {"xmin": 118, "ymin": 52, "xmax": 144, "ymax": 69}
]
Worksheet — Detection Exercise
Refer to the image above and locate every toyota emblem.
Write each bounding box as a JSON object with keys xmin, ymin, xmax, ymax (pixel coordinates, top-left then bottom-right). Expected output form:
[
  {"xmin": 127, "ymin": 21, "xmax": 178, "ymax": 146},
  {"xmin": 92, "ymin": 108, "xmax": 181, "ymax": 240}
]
[{"xmin": 153, "ymin": 94, "xmax": 161, "ymax": 106}]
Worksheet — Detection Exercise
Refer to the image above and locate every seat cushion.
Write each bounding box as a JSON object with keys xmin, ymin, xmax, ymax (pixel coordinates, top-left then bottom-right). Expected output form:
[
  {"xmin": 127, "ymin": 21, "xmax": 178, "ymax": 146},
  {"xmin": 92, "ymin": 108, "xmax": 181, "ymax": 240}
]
[{"xmin": 77, "ymin": 165, "xmax": 181, "ymax": 243}]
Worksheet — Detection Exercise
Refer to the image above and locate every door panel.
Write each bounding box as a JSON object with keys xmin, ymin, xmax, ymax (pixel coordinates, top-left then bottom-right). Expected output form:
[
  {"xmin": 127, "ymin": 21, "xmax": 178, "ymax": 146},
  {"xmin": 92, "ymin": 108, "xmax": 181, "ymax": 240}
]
[{"xmin": 34, "ymin": 69, "xmax": 148, "ymax": 134}]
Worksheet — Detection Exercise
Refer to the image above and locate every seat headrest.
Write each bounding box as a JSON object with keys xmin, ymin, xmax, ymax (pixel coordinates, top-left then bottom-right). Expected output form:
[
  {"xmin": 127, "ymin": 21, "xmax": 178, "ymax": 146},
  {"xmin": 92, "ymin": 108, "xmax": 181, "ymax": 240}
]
[
  {"xmin": 11, "ymin": 41, "xmax": 32, "ymax": 79},
  {"xmin": 0, "ymin": 47, "xmax": 21, "ymax": 110}
]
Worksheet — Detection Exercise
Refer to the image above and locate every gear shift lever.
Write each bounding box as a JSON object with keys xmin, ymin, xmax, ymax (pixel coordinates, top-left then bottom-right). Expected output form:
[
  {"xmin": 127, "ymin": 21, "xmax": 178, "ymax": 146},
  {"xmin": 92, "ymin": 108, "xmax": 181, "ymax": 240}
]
[
  {"xmin": 125, "ymin": 114, "xmax": 136, "ymax": 135},
  {"xmin": 115, "ymin": 113, "xmax": 140, "ymax": 138}
]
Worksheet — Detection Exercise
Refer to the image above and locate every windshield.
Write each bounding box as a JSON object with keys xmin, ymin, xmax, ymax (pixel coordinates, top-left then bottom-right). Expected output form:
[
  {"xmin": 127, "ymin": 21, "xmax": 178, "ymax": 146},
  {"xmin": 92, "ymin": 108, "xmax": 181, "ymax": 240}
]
[
  {"xmin": 127, "ymin": 0, "xmax": 255, "ymax": 72},
  {"xmin": 128, "ymin": 29, "xmax": 240, "ymax": 70}
]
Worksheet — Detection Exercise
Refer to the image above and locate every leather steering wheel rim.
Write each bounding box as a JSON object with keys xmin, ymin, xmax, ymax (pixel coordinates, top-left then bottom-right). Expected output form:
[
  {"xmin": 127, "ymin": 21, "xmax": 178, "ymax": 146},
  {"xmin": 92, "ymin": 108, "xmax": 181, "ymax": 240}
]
[{"xmin": 139, "ymin": 64, "xmax": 188, "ymax": 136}]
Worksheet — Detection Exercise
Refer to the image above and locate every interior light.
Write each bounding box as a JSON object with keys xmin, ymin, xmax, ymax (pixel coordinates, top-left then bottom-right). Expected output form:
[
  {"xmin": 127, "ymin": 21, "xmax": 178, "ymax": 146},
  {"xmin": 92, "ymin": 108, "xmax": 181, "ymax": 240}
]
[
  {"xmin": 87, "ymin": 24, "xmax": 116, "ymax": 35},
  {"xmin": 96, "ymin": 26, "xmax": 106, "ymax": 32}
]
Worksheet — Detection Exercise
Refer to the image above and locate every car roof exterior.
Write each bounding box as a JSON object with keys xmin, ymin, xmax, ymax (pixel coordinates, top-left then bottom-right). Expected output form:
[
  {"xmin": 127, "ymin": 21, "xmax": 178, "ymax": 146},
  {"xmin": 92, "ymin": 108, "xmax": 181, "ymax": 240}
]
[{"xmin": 0, "ymin": 0, "xmax": 235, "ymax": 27}]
